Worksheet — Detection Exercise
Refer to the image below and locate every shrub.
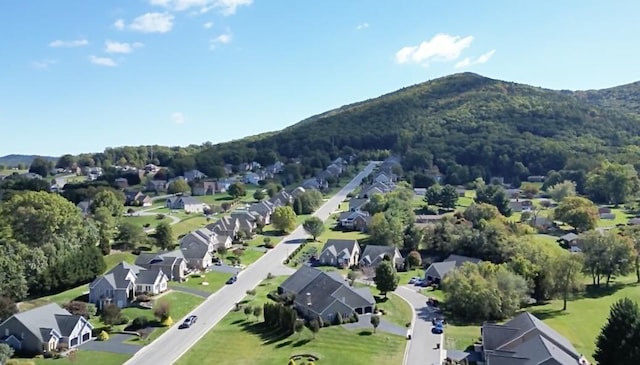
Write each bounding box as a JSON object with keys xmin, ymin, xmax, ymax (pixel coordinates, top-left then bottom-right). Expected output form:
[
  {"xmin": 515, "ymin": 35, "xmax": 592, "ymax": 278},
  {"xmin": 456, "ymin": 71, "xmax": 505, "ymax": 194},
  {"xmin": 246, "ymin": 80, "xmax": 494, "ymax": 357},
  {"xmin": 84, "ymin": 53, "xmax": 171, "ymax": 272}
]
[
  {"xmin": 98, "ymin": 331, "xmax": 110, "ymax": 341},
  {"xmin": 161, "ymin": 316, "xmax": 173, "ymax": 326},
  {"xmin": 288, "ymin": 360, "xmax": 297, "ymax": 365},
  {"xmin": 117, "ymin": 316, "xmax": 129, "ymax": 325},
  {"xmin": 266, "ymin": 272, "xmax": 274, "ymax": 280},
  {"xmin": 241, "ymin": 241, "xmax": 249, "ymax": 247},
  {"xmin": 57, "ymin": 343, "xmax": 69, "ymax": 351},
  {"xmin": 332, "ymin": 312, "xmax": 343, "ymax": 325},
  {"xmin": 267, "ymin": 291, "xmax": 280, "ymax": 302},
  {"xmin": 351, "ymin": 313, "xmax": 359, "ymax": 323},
  {"xmin": 143, "ymin": 223, "xmax": 151, "ymax": 228},
  {"xmin": 265, "ymin": 242, "xmax": 275, "ymax": 249},
  {"xmin": 136, "ymin": 294, "xmax": 151, "ymax": 302},
  {"xmin": 246, "ymin": 289, "xmax": 257, "ymax": 296},
  {"xmin": 156, "ymin": 214, "xmax": 165, "ymax": 220},
  {"xmin": 132, "ymin": 316, "xmax": 149, "ymax": 329}
]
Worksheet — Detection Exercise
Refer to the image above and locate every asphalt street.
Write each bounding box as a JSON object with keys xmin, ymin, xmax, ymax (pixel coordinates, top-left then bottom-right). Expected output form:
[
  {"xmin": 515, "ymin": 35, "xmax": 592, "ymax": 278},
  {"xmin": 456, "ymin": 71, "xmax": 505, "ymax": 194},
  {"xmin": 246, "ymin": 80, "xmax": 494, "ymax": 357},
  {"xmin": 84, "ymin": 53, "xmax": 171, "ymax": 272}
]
[
  {"xmin": 395, "ymin": 285, "xmax": 445, "ymax": 365},
  {"xmin": 123, "ymin": 162, "xmax": 377, "ymax": 365}
]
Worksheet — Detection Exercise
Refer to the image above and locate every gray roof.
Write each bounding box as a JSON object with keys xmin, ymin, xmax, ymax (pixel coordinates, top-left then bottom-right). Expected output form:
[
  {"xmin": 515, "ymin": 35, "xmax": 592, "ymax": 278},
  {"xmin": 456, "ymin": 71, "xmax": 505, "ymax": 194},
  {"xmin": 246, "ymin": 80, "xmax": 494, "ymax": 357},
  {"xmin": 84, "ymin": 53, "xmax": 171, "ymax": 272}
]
[
  {"xmin": 348, "ymin": 198, "xmax": 369, "ymax": 211},
  {"xmin": 91, "ymin": 262, "xmax": 144, "ymax": 289},
  {"xmin": 359, "ymin": 245, "xmax": 402, "ymax": 266},
  {"xmin": 135, "ymin": 268, "xmax": 165, "ymax": 285},
  {"xmin": 559, "ymin": 233, "xmax": 579, "ymax": 242},
  {"xmin": 280, "ymin": 267, "xmax": 375, "ymax": 317},
  {"xmin": 178, "ymin": 196, "xmax": 201, "ymax": 205},
  {"xmin": 425, "ymin": 254, "xmax": 481, "ymax": 280},
  {"xmin": 4, "ymin": 303, "xmax": 86, "ymax": 342},
  {"xmin": 320, "ymin": 239, "xmax": 359, "ymax": 259},
  {"xmin": 483, "ymin": 312, "xmax": 580, "ymax": 365}
]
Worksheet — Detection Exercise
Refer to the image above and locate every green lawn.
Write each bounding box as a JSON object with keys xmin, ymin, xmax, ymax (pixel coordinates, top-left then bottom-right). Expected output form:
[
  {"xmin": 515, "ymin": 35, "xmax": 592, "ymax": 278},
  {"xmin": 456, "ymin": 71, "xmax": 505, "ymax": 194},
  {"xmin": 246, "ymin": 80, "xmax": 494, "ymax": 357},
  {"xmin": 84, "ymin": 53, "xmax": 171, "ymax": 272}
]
[
  {"xmin": 172, "ymin": 216, "xmax": 210, "ymax": 239},
  {"xmin": 197, "ymin": 189, "xmax": 259, "ymax": 206},
  {"xmin": 374, "ymin": 292, "xmax": 413, "ymax": 327},
  {"xmin": 122, "ymin": 214, "xmax": 172, "ymax": 229},
  {"xmin": 175, "ymin": 277, "xmax": 406, "ymax": 365},
  {"xmin": 597, "ymin": 207, "xmax": 634, "ymax": 227},
  {"xmin": 227, "ymin": 247, "xmax": 265, "ymax": 267},
  {"xmin": 103, "ymin": 251, "xmax": 137, "ymax": 270},
  {"xmin": 170, "ymin": 271, "xmax": 230, "ymax": 293},
  {"xmin": 15, "ymin": 350, "xmax": 130, "ymax": 365},
  {"xmin": 246, "ymin": 230, "xmax": 284, "ymax": 248},
  {"xmin": 445, "ymin": 276, "xmax": 640, "ymax": 364}
]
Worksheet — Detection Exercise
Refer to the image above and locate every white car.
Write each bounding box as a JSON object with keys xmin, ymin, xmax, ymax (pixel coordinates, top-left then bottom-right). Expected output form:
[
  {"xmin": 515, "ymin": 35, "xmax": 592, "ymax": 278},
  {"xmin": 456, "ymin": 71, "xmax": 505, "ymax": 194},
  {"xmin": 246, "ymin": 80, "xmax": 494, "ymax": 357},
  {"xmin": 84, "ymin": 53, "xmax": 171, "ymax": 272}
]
[{"xmin": 233, "ymin": 264, "xmax": 246, "ymax": 270}]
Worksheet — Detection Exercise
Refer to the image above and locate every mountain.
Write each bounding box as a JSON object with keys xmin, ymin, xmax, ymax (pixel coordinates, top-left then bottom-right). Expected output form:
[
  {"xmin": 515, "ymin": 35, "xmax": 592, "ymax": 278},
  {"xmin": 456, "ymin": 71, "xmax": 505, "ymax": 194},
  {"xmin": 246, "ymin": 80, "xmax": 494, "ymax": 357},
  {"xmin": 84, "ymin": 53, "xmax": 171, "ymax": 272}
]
[
  {"xmin": 198, "ymin": 72, "xmax": 640, "ymax": 181},
  {"xmin": 0, "ymin": 154, "xmax": 57, "ymax": 167}
]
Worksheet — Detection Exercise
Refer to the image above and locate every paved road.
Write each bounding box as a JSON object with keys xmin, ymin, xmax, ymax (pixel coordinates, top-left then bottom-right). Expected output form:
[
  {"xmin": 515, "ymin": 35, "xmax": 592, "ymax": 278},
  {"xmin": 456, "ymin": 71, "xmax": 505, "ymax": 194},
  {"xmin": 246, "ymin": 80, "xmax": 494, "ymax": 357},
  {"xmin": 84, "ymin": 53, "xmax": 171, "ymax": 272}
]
[
  {"xmin": 124, "ymin": 162, "xmax": 377, "ymax": 365},
  {"xmin": 395, "ymin": 286, "xmax": 444, "ymax": 365}
]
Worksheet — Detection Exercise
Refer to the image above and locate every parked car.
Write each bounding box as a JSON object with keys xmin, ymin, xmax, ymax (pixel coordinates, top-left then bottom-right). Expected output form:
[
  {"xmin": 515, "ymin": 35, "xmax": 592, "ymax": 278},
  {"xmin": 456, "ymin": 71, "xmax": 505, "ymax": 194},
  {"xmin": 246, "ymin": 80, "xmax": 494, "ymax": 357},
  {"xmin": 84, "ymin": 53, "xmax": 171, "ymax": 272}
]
[
  {"xmin": 179, "ymin": 315, "xmax": 198, "ymax": 329},
  {"xmin": 214, "ymin": 261, "xmax": 222, "ymax": 266},
  {"xmin": 413, "ymin": 279, "xmax": 424, "ymax": 286},
  {"xmin": 226, "ymin": 276, "xmax": 237, "ymax": 285},
  {"xmin": 408, "ymin": 277, "xmax": 421, "ymax": 284},
  {"xmin": 432, "ymin": 323, "xmax": 444, "ymax": 334}
]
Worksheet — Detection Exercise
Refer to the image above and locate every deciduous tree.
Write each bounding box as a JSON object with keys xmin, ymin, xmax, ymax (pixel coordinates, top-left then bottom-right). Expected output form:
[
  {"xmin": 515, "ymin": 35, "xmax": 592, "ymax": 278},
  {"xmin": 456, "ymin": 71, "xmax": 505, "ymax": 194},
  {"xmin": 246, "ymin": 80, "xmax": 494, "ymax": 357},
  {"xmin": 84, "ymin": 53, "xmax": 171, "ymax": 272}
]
[
  {"xmin": 547, "ymin": 180, "xmax": 576, "ymax": 202},
  {"xmin": 406, "ymin": 251, "xmax": 422, "ymax": 269},
  {"xmin": 550, "ymin": 252, "xmax": 583, "ymax": 310},
  {"xmin": 374, "ymin": 261, "xmax": 399, "ymax": 298},
  {"xmin": 272, "ymin": 206, "xmax": 297, "ymax": 233},
  {"xmin": 154, "ymin": 222, "xmax": 175, "ymax": 250},
  {"xmin": 228, "ymin": 182, "xmax": 247, "ymax": 199},
  {"xmin": 167, "ymin": 179, "xmax": 190, "ymax": 194},
  {"xmin": 586, "ymin": 162, "xmax": 639, "ymax": 205},
  {"xmin": 0, "ymin": 343, "xmax": 14, "ymax": 364},
  {"xmin": 475, "ymin": 184, "xmax": 511, "ymax": 216},
  {"xmin": 370, "ymin": 315, "xmax": 380, "ymax": 333},
  {"xmin": 116, "ymin": 221, "xmax": 147, "ymax": 249},
  {"xmin": 0, "ymin": 296, "xmax": 18, "ymax": 322},
  {"xmin": 253, "ymin": 189, "xmax": 265, "ymax": 201},
  {"xmin": 580, "ymin": 230, "xmax": 635, "ymax": 287},
  {"xmin": 302, "ymin": 216, "xmax": 325, "ymax": 241},
  {"xmin": 553, "ymin": 196, "xmax": 599, "ymax": 232}
]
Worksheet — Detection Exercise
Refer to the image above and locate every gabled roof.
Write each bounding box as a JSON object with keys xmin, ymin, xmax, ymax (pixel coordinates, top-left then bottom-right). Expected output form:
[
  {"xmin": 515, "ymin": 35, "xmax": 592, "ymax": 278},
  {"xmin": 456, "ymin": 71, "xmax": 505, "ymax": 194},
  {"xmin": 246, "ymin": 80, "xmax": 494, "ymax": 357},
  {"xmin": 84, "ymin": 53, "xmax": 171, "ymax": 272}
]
[
  {"xmin": 177, "ymin": 196, "xmax": 201, "ymax": 205},
  {"xmin": 482, "ymin": 312, "xmax": 581, "ymax": 365},
  {"xmin": 359, "ymin": 245, "xmax": 402, "ymax": 266},
  {"xmin": 279, "ymin": 265, "xmax": 323, "ymax": 294},
  {"xmin": 320, "ymin": 239, "xmax": 360, "ymax": 259},
  {"xmin": 559, "ymin": 233, "xmax": 579, "ymax": 242},
  {"xmin": 91, "ymin": 262, "xmax": 144, "ymax": 289},
  {"xmin": 135, "ymin": 268, "xmax": 166, "ymax": 286},
  {"xmin": 424, "ymin": 254, "xmax": 481, "ymax": 280},
  {"xmin": 2, "ymin": 303, "xmax": 89, "ymax": 343},
  {"xmin": 349, "ymin": 198, "xmax": 369, "ymax": 211}
]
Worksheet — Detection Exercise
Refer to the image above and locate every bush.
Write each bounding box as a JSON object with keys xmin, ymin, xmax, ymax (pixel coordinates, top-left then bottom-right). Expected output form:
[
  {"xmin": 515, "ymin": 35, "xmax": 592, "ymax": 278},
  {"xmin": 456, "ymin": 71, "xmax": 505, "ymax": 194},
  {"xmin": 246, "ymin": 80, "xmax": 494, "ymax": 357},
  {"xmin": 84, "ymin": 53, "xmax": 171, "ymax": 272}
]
[
  {"xmin": 117, "ymin": 316, "xmax": 129, "ymax": 325},
  {"xmin": 246, "ymin": 289, "xmax": 257, "ymax": 296},
  {"xmin": 143, "ymin": 223, "xmax": 151, "ymax": 228},
  {"xmin": 265, "ymin": 242, "xmax": 275, "ymax": 249},
  {"xmin": 288, "ymin": 360, "xmax": 297, "ymax": 365},
  {"xmin": 136, "ymin": 294, "xmax": 151, "ymax": 302},
  {"xmin": 132, "ymin": 316, "xmax": 150, "ymax": 329},
  {"xmin": 161, "ymin": 316, "xmax": 173, "ymax": 326},
  {"xmin": 156, "ymin": 214, "xmax": 165, "ymax": 220},
  {"xmin": 332, "ymin": 312, "xmax": 343, "ymax": 325},
  {"xmin": 267, "ymin": 291, "xmax": 280, "ymax": 302},
  {"xmin": 266, "ymin": 272, "xmax": 274, "ymax": 279},
  {"xmin": 98, "ymin": 330, "xmax": 110, "ymax": 341}
]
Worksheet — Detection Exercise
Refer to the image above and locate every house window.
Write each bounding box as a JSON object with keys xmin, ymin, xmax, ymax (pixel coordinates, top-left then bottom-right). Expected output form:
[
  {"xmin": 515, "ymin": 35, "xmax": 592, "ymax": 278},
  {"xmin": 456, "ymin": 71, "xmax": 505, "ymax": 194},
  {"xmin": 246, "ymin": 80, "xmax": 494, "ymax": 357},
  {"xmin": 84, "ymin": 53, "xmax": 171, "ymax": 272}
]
[
  {"xmin": 4, "ymin": 328, "xmax": 8, "ymax": 336},
  {"xmin": 330, "ymin": 258, "xmax": 334, "ymax": 264}
]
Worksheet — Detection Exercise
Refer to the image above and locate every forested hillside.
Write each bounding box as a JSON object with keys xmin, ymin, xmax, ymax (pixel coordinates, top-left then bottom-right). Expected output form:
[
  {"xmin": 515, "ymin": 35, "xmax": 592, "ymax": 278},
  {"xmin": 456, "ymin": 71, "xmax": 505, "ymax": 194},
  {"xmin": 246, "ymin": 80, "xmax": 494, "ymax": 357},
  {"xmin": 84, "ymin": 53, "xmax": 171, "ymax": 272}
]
[{"xmin": 41, "ymin": 72, "xmax": 640, "ymax": 185}]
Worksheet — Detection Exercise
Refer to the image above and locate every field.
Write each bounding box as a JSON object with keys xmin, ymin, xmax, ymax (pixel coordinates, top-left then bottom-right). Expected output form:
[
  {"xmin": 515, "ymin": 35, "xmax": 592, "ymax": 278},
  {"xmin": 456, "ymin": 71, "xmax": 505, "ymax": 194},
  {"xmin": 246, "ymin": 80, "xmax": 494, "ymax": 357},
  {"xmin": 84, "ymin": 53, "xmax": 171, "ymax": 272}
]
[
  {"xmin": 175, "ymin": 277, "xmax": 406, "ymax": 365},
  {"xmin": 445, "ymin": 275, "xmax": 640, "ymax": 363}
]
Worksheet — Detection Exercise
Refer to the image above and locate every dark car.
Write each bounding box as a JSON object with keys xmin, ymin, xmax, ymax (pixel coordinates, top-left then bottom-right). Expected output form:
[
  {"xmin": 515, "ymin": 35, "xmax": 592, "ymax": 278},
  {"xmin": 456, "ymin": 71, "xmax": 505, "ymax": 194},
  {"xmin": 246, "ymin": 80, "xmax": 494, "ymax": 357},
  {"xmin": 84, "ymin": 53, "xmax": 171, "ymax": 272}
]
[
  {"xmin": 226, "ymin": 276, "xmax": 237, "ymax": 285},
  {"xmin": 179, "ymin": 315, "xmax": 198, "ymax": 329}
]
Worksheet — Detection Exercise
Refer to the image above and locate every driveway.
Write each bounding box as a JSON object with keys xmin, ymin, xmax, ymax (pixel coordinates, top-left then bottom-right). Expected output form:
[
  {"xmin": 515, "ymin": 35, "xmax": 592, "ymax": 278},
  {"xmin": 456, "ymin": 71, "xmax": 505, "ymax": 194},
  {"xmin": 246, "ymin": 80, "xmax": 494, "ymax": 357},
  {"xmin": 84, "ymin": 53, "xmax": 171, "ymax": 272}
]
[
  {"xmin": 79, "ymin": 334, "xmax": 142, "ymax": 355},
  {"xmin": 206, "ymin": 263, "xmax": 241, "ymax": 275},
  {"xmin": 342, "ymin": 313, "xmax": 407, "ymax": 337},
  {"xmin": 123, "ymin": 162, "xmax": 377, "ymax": 365},
  {"xmin": 395, "ymin": 286, "xmax": 444, "ymax": 365}
]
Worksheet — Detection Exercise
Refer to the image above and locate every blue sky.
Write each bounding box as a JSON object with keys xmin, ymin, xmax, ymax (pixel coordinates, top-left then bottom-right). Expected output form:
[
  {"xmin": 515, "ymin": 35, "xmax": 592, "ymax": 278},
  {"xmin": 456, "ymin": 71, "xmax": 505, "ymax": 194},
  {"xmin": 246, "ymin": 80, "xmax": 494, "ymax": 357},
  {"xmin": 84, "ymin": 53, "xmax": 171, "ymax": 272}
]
[{"xmin": 1, "ymin": 1, "xmax": 639, "ymax": 157}]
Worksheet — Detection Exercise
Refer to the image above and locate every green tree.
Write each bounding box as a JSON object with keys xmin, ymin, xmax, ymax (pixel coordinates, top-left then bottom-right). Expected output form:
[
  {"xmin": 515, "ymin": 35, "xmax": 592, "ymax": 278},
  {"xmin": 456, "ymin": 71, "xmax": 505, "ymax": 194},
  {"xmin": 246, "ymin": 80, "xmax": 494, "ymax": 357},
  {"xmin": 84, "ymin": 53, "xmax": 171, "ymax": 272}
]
[
  {"xmin": 547, "ymin": 180, "xmax": 576, "ymax": 202},
  {"xmin": 463, "ymin": 203, "xmax": 500, "ymax": 227},
  {"xmin": 553, "ymin": 196, "xmax": 599, "ymax": 232},
  {"xmin": 347, "ymin": 271, "xmax": 360, "ymax": 286},
  {"xmin": 521, "ymin": 184, "xmax": 539, "ymax": 199},
  {"xmin": 309, "ymin": 318, "xmax": 320, "ymax": 339},
  {"xmin": 424, "ymin": 185, "xmax": 442, "ymax": 206},
  {"xmin": 0, "ymin": 296, "xmax": 18, "ymax": 322},
  {"xmin": 374, "ymin": 261, "xmax": 399, "ymax": 298},
  {"xmin": 56, "ymin": 154, "xmax": 76, "ymax": 169},
  {"xmin": 252, "ymin": 305, "xmax": 262, "ymax": 321},
  {"xmin": 508, "ymin": 238, "xmax": 556, "ymax": 302},
  {"xmin": 439, "ymin": 184, "xmax": 459, "ymax": 209},
  {"xmin": 619, "ymin": 225, "xmax": 640, "ymax": 283},
  {"xmin": 586, "ymin": 161, "xmax": 639, "ymax": 205},
  {"xmin": 302, "ymin": 216, "xmax": 325, "ymax": 241},
  {"xmin": 100, "ymin": 304, "xmax": 123, "ymax": 326},
  {"xmin": 271, "ymin": 206, "xmax": 297, "ymax": 233},
  {"xmin": 406, "ymin": 251, "xmax": 422, "ymax": 269},
  {"xmin": 243, "ymin": 305, "xmax": 252, "ymax": 319},
  {"xmin": 550, "ymin": 252, "xmax": 583, "ymax": 310},
  {"xmin": 154, "ymin": 222, "xmax": 175, "ymax": 250},
  {"xmin": 369, "ymin": 213, "xmax": 404, "ymax": 247},
  {"xmin": 116, "ymin": 221, "xmax": 147, "ymax": 249},
  {"xmin": 594, "ymin": 298, "xmax": 640, "ymax": 365},
  {"xmin": 370, "ymin": 315, "xmax": 380, "ymax": 333},
  {"xmin": 228, "ymin": 182, "xmax": 247, "ymax": 199},
  {"xmin": 94, "ymin": 206, "xmax": 116, "ymax": 255},
  {"xmin": 167, "ymin": 179, "xmax": 190, "ymax": 194},
  {"xmin": 475, "ymin": 184, "xmax": 511, "ymax": 216},
  {"xmin": 580, "ymin": 230, "xmax": 635, "ymax": 287},
  {"xmin": 253, "ymin": 189, "xmax": 265, "ymax": 201},
  {"xmin": 0, "ymin": 243, "xmax": 29, "ymax": 300},
  {"xmin": 90, "ymin": 189, "xmax": 124, "ymax": 218},
  {"xmin": 294, "ymin": 319, "xmax": 305, "ymax": 337},
  {"xmin": 266, "ymin": 183, "xmax": 282, "ymax": 198},
  {"xmin": 28, "ymin": 157, "xmax": 53, "ymax": 177},
  {"xmin": 363, "ymin": 193, "xmax": 387, "ymax": 215},
  {"xmin": 0, "ymin": 343, "xmax": 14, "ymax": 364},
  {"xmin": 299, "ymin": 189, "xmax": 324, "ymax": 214}
]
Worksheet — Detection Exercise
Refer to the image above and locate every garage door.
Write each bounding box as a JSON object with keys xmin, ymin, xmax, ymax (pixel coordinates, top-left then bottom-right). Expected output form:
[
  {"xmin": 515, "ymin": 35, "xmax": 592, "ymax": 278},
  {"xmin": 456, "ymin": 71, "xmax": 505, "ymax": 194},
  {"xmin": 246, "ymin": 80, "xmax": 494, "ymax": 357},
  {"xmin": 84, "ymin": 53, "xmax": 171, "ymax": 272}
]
[
  {"xmin": 70, "ymin": 337, "xmax": 78, "ymax": 347},
  {"xmin": 82, "ymin": 333, "xmax": 90, "ymax": 342}
]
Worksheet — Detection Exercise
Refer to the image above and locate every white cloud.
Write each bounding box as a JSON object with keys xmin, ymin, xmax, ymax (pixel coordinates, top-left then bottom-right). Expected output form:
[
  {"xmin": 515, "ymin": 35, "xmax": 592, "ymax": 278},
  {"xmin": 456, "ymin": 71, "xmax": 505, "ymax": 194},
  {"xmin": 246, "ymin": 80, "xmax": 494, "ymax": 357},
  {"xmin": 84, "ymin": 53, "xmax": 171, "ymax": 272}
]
[
  {"xmin": 356, "ymin": 23, "xmax": 369, "ymax": 30},
  {"xmin": 31, "ymin": 59, "xmax": 57, "ymax": 70},
  {"xmin": 89, "ymin": 55, "xmax": 117, "ymax": 67},
  {"xmin": 203, "ymin": 21, "xmax": 213, "ymax": 29},
  {"xmin": 129, "ymin": 12, "xmax": 175, "ymax": 33},
  {"xmin": 49, "ymin": 39, "xmax": 89, "ymax": 48},
  {"xmin": 105, "ymin": 40, "xmax": 144, "ymax": 54},
  {"xmin": 455, "ymin": 49, "xmax": 496, "ymax": 69},
  {"xmin": 150, "ymin": 0, "xmax": 252, "ymax": 16},
  {"xmin": 113, "ymin": 19, "xmax": 125, "ymax": 30},
  {"xmin": 210, "ymin": 29, "xmax": 232, "ymax": 49},
  {"xmin": 171, "ymin": 112, "xmax": 186, "ymax": 124},
  {"xmin": 395, "ymin": 33, "xmax": 474, "ymax": 66}
]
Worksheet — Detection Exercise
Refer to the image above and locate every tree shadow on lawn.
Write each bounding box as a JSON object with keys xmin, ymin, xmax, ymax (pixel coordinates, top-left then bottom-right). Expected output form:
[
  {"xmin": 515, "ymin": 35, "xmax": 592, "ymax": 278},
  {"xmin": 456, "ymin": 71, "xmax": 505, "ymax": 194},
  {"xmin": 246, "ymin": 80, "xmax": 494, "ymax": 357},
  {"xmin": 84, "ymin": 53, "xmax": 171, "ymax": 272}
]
[
  {"xmin": 262, "ymin": 230, "xmax": 285, "ymax": 237},
  {"xmin": 374, "ymin": 296, "xmax": 389, "ymax": 304},
  {"xmin": 526, "ymin": 308, "xmax": 569, "ymax": 321},
  {"xmin": 292, "ymin": 338, "xmax": 312, "ymax": 347},
  {"xmin": 241, "ymin": 321, "xmax": 292, "ymax": 345},
  {"xmin": 358, "ymin": 331, "xmax": 373, "ymax": 336},
  {"xmin": 579, "ymin": 281, "xmax": 638, "ymax": 299}
]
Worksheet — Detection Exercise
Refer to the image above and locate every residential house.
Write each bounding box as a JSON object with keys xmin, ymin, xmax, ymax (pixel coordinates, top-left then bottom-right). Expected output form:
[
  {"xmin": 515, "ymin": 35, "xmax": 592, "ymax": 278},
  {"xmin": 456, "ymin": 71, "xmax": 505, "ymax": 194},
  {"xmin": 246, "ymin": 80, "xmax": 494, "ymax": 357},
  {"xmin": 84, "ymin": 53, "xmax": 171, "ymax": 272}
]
[
  {"xmin": 179, "ymin": 227, "xmax": 232, "ymax": 269},
  {"xmin": 76, "ymin": 200, "xmax": 92, "ymax": 216},
  {"xmin": 269, "ymin": 190, "xmax": 294, "ymax": 206},
  {"xmin": 557, "ymin": 233, "xmax": 579, "ymax": 247},
  {"xmin": 248, "ymin": 201, "xmax": 275, "ymax": 224},
  {"xmin": 326, "ymin": 163, "xmax": 343, "ymax": 177},
  {"xmin": 291, "ymin": 186, "xmax": 306, "ymax": 198},
  {"xmin": 89, "ymin": 262, "xmax": 168, "ymax": 309},
  {"xmin": 184, "ymin": 170, "xmax": 206, "ymax": 181},
  {"xmin": 166, "ymin": 196, "xmax": 206, "ymax": 213},
  {"xmin": 509, "ymin": 201, "xmax": 523, "ymax": 213},
  {"xmin": 215, "ymin": 178, "xmax": 235, "ymax": 193},
  {"xmin": 192, "ymin": 180, "xmax": 217, "ymax": 196},
  {"xmin": 301, "ymin": 178, "xmax": 328, "ymax": 191},
  {"xmin": 145, "ymin": 180, "xmax": 168, "ymax": 193},
  {"xmin": 372, "ymin": 171, "xmax": 397, "ymax": 185},
  {"xmin": 114, "ymin": 177, "xmax": 129, "ymax": 189},
  {"xmin": 229, "ymin": 211, "xmax": 259, "ymax": 235},
  {"xmin": 144, "ymin": 164, "xmax": 159, "ymax": 173},
  {"xmin": 348, "ymin": 198, "xmax": 368, "ymax": 212},
  {"xmin": 318, "ymin": 239, "xmax": 361, "ymax": 268},
  {"xmin": 414, "ymin": 188, "xmax": 427, "ymax": 196},
  {"xmin": 414, "ymin": 214, "xmax": 446, "ymax": 228},
  {"xmin": 243, "ymin": 172, "xmax": 263, "ymax": 186},
  {"xmin": 629, "ymin": 217, "xmax": 640, "ymax": 226},
  {"xmin": 424, "ymin": 254, "xmax": 481, "ymax": 284},
  {"xmin": 527, "ymin": 175, "xmax": 546, "ymax": 183},
  {"xmin": 338, "ymin": 211, "xmax": 370, "ymax": 232},
  {"xmin": 359, "ymin": 182, "xmax": 394, "ymax": 198},
  {"xmin": 478, "ymin": 312, "xmax": 586, "ymax": 365},
  {"xmin": 278, "ymin": 266, "xmax": 375, "ymax": 322},
  {"xmin": 206, "ymin": 216, "xmax": 241, "ymax": 238},
  {"xmin": 125, "ymin": 191, "xmax": 153, "ymax": 207},
  {"xmin": 0, "ymin": 303, "xmax": 93, "ymax": 354},
  {"xmin": 134, "ymin": 251, "xmax": 187, "ymax": 281},
  {"xmin": 359, "ymin": 245, "xmax": 404, "ymax": 269}
]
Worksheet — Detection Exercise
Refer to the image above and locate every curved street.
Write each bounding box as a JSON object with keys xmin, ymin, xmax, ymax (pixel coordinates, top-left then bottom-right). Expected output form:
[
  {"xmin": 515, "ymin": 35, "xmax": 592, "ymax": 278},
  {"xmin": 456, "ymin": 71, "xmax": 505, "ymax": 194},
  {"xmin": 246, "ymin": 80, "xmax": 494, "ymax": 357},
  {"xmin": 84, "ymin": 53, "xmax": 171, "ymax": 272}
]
[{"xmin": 123, "ymin": 162, "xmax": 377, "ymax": 365}]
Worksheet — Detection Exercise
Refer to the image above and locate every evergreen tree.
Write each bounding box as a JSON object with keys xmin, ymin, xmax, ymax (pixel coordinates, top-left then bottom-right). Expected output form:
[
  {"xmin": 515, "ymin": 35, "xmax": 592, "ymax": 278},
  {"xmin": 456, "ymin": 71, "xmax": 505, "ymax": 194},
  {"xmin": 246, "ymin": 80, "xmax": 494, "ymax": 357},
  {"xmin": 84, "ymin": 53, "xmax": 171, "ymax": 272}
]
[
  {"xmin": 594, "ymin": 298, "xmax": 640, "ymax": 365},
  {"xmin": 374, "ymin": 261, "xmax": 399, "ymax": 298}
]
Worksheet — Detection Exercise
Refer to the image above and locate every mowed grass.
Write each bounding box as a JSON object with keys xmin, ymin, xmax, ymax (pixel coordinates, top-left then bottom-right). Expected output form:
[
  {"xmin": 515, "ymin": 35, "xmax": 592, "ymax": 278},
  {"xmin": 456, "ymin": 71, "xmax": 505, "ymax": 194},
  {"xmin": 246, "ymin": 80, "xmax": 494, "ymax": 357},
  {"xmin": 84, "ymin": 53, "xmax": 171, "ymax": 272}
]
[
  {"xmin": 122, "ymin": 214, "xmax": 172, "ymax": 228},
  {"xmin": 596, "ymin": 207, "xmax": 634, "ymax": 228},
  {"xmin": 445, "ymin": 276, "xmax": 640, "ymax": 364},
  {"xmin": 170, "ymin": 270, "xmax": 230, "ymax": 293},
  {"xmin": 17, "ymin": 350, "xmax": 130, "ymax": 365},
  {"xmin": 172, "ymin": 216, "xmax": 210, "ymax": 239},
  {"xmin": 374, "ymin": 292, "xmax": 413, "ymax": 327},
  {"xmin": 226, "ymin": 247, "xmax": 265, "ymax": 266},
  {"xmin": 103, "ymin": 251, "xmax": 137, "ymax": 269},
  {"xmin": 175, "ymin": 277, "xmax": 406, "ymax": 365}
]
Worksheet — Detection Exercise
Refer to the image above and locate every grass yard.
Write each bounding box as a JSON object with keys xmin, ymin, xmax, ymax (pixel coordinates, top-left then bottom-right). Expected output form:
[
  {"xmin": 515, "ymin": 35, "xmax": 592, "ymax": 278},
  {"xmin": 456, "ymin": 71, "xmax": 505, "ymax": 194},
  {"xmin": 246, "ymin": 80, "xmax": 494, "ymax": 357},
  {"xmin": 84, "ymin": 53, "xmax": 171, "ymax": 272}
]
[
  {"xmin": 226, "ymin": 247, "xmax": 265, "ymax": 267},
  {"xmin": 170, "ymin": 270, "xmax": 230, "ymax": 293},
  {"xmin": 374, "ymin": 292, "xmax": 413, "ymax": 327},
  {"xmin": 172, "ymin": 216, "xmax": 210, "ymax": 239},
  {"xmin": 15, "ymin": 350, "xmax": 131, "ymax": 365},
  {"xmin": 444, "ymin": 275, "xmax": 640, "ymax": 364},
  {"xmin": 175, "ymin": 277, "xmax": 406, "ymax": 365},
  {"xmin": 597, "ymin": 207, "xmax": 633, "ymax": 228},
  {"xmin": 122, "ymin": 214, "xmax": 171, "ymax": 229},
  {"xmin": 103, "ymin": 251, "xmax": 137, "ymax": 270},
  {"xmin": 246, "ymin": 231, "xmax": 284, "ymax": 248},
  {"xmin": 197, "ymin": 189, "xmax": 259, "ymax": 206}
]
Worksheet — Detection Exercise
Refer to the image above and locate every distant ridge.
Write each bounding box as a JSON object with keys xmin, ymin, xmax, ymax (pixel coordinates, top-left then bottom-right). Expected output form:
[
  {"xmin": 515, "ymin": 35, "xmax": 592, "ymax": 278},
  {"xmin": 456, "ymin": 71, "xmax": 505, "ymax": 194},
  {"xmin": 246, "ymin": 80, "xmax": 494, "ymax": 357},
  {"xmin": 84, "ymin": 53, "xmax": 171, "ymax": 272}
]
[{"xmin": 0, "ymin": 154, "xmax": 57, "ymax": 167}]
